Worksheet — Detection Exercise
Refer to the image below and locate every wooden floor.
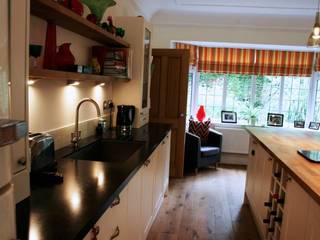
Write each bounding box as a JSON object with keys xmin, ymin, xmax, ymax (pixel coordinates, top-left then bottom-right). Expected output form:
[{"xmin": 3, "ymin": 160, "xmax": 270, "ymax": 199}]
[{"xmin": 147, "ymin": 166, "xmax": 260, "ymax": 240}]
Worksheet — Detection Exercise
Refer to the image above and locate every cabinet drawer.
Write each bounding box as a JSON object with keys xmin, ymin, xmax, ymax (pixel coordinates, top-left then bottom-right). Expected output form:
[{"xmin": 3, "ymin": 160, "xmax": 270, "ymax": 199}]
[{"xmin": 84, "ymin": 188, "xmax": 128, "ymax": 240}]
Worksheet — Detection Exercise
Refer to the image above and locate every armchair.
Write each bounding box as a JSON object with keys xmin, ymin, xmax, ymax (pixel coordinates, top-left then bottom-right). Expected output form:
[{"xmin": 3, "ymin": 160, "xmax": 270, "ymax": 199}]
[{"xmin": 184, "ymin": 128, "xmax": 223, "ymax": 174}]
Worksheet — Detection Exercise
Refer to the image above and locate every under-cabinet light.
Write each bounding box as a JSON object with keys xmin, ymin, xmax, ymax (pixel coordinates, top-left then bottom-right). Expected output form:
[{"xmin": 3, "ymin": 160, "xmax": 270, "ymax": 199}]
[
  {"xmin": 96, "ymin": 82, "xmax": 106, "ymax": 87},
  {"xmin": 67, "ymin": 80, "xmax": 80, "ymax": 86},
  {"xmin": 28, "ymin": 80, "xmax": 36, "ymax": 85}
]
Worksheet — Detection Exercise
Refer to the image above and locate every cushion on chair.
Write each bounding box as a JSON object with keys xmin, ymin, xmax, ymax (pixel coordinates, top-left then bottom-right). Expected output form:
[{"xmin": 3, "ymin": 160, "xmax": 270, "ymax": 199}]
[
  {"xmin": 200, "ymin": 146, "xmax": 220, "ymax": 157},
  {"xmin": 189, "ymin": 118, "xmax": 211, "ymax": 143}
]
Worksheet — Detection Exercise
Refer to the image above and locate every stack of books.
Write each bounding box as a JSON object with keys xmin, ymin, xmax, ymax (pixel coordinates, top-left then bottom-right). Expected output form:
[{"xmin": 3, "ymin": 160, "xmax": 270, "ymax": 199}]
[{"xmin": 103, "ymin": 50, "xmax": 127, "ymax": 77}]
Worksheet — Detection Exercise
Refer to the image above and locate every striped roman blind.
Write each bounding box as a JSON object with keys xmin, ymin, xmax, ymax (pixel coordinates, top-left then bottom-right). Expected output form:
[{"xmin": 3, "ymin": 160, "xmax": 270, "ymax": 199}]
[
  {"xmin": 175, "ymin": 43, "xmax": 315, "ymax": 77},
  {"xmin": 197, "ymin": 47, "xmax": 256, "ymax": 74},
  {"xmin": 175, "ymin": 42, "xmax": 198, "ymax": 66},
  {"xmin": 255, "ymin": 50, "xmax": 314, "ymax": 77}
]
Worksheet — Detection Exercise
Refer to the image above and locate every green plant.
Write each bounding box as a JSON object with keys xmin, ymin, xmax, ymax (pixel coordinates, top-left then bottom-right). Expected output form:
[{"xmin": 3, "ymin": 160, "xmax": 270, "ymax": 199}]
[{"xmin": 241, "ymin": 103, "xmax": 261, "ymax": 122}]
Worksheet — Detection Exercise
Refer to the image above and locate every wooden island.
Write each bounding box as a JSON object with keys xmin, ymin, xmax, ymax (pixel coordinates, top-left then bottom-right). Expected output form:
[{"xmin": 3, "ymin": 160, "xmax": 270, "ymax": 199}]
[{"xmin": 245, "ymin": 127, "xmax": 320, "ymax": 240}]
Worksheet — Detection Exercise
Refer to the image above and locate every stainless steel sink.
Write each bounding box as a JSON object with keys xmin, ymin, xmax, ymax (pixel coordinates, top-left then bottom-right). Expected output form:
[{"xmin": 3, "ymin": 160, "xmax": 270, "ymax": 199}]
[{"xmin": 69, "ymin": 140, "xmax": 144, "ymax": 162}]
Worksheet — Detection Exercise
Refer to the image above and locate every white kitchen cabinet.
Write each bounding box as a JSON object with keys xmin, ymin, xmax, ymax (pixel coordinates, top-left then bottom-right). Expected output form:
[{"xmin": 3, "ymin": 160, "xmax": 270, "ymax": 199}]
[
  {"xmin": 256, "ymin": 145, "xmax": 273, "ymax": 235},
  {"xmin": 162, "ymin": 132, "xmax": 171, "ymax": 194},
  {"xmin": 85, "ymin": 133, "xmax": 171, "ymax": 240},
  {"xmin": 305, "ymin": 197, "xmax": 320, "ymax": 240},
  {"xmin": 141, "ymin": 149, "xmax": 157, "ymax": 240},
  {"xmin": 245, "ymin": 137, "xmax": 259, "ymax": 207},
  {"xmin": 127, "ymin": 168, "xmax": 142, "ymax": 240},
  {"xmin": 113, "ymin": 17, "xmax": 152, "ymax": 128},
  {"xmin": 280, "ymin": 179, "xmax": 312, "ymax": 240},
  {"xmin": 84, "ymin": 188, "xmax": 128, "ymax": 240}
]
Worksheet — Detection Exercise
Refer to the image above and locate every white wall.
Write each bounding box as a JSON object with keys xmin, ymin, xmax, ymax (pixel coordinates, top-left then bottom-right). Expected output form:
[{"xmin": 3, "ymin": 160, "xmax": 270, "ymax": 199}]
[
  {"xmin": 151, "ymin": 12, "xmax": 311, "ymax": 48},
  {"xmin": 28, "ymin": 1, "xmax": 141, "ymax": 133}
]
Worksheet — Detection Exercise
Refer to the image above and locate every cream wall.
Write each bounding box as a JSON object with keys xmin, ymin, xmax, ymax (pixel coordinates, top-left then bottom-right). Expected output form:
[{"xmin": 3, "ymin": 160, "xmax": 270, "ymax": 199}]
[
  {"xmin": 152, "ymin": 24, "xmax": 309, "ymax": 48},
  {"xmin": 28, "ymin": 1, "xmax": 141, "ymax": 134}
]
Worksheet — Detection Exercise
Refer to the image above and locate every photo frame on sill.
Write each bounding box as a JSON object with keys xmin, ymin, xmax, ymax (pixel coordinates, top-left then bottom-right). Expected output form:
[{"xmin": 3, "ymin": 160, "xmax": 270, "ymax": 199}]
[
  {"xmin": 267, "ymin": 113, "xmax": 284, "ymax": 127},
  {"xmin": 294, "ymin": 120, "xmax": 305, "ymax": 128},
  {"xmin": 221, "ymin": 111, "xmax": 237, "ymax": 123},
  {"xmin": 308, "ymin": 122, "xmax": 320, "ymax": 130}
]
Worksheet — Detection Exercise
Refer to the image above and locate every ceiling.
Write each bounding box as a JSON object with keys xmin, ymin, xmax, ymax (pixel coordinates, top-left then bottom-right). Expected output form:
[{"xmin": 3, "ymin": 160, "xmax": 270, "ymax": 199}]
[{"xmin": 133, "ymin": 0, "xmax": 319, "ymax": 21}]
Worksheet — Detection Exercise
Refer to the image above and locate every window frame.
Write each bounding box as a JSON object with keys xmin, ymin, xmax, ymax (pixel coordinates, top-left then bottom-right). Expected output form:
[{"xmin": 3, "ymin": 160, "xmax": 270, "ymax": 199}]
[{"xmin": 188, "ymin": 69, "xmax": 319, "ymax": 126}]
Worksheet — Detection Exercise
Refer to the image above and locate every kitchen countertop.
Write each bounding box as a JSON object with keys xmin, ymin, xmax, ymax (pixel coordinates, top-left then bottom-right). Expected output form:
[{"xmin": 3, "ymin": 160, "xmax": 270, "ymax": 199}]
[
  {"xmin": 16, "ymin": 123, "xmax": 171, "ymax": 240},
  {"xmin": 246, "ymin": 127, "xmax": 320, "ymax": 205}
]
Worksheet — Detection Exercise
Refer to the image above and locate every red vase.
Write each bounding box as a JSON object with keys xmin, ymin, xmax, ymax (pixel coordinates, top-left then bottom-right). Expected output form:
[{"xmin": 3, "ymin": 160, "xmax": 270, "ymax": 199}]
[
  {"xmin": 56, "ymin": 43, "xmax": 75, "ymax": 71},
  {"xmin": 196, "ymin": 105, "xmax": 206, "ymax": 122},
  {"xmin": 43, "ymin": 20, "xmax": 57, "ymax": 69}
]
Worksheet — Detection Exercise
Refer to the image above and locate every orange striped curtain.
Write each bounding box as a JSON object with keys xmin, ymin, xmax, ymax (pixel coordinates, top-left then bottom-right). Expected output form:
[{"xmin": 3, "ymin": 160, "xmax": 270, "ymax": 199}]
[
  {"xmin": 255, "ymin": 50, "xmax": 314, "ymax": 76},
  {"xmin": 175, "ymin": 42, "xmax": 198, "ymax": 66},
  {"xmin": 197, "ymin": 47, "xmax": 255, "ymax": 74}
]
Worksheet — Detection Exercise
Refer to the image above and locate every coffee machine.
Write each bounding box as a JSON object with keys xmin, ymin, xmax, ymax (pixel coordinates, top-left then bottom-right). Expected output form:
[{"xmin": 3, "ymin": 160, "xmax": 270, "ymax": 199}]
[{"xmin": 116, "ymin": 105, "xmax": 135, "ymax": 136}]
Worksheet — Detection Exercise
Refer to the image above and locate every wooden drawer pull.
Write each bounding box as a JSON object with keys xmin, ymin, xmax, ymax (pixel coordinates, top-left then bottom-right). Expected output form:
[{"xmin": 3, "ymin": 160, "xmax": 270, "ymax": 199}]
[
  {"xmin": 91, "ymin": 225, "xmax": 100, "ymax": 240},
  {"xmin": 268, "ymin": 157, "xmax": 272, "ymax": 161},
  {"xmin": 144, "ymin": 159, "xmax": 151, "ymax": 166},
  {"xmin": 110, "ymin": 226, "xmax": 120, "ymax": 240},
  {"xmin": 110, "ymin": 196, "xmax": 120, "ymax": 208}
]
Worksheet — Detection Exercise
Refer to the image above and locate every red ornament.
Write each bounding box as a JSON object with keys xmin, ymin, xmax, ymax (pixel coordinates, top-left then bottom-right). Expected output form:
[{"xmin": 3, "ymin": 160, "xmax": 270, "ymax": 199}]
[
  {"xmin": 43, "ymin": 20, "xmax": 57, "ymax": 70},
  {"xmin": 87, "ymin": 14, "xmax": 98, "ymax": 25},
  {"xmin": 70, "ymin": 0, "xmax": 84, "ymax": 16},
  {"xmin": 196, "ymin": 105, "xmax": 206, "ymax": 122},
  {"xmin": 55, "ymin": 43, "xmax": 75, "ymax": 71}
]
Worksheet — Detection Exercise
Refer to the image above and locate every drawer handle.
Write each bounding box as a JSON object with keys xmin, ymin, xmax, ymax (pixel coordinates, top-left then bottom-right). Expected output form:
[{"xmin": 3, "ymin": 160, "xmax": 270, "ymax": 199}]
[
  {"xmin": 91, "ymin": 225, "xmax": 100, "ymax": 240},
  {"xmin": 268, "ymin": 157, "xmax": 272, "ymax": 161},
  {"xmin": 251, "ymin": 150, "xmax": 255, "ymax": 156},
  {"xmin": 110, "ymin": 226, "xmax": 120, "ymax": 240},
  {"xmin": 144, "ymin": 159, "xmax": 151, "ymax": 166},
  {"xmin": 110, "ymin": 196, "xmax": 120, "ymax": 208},
  {"xmin": 162, "ymin": 141, "xmax": 165, "ymax": 145},
  {"xmin": 18, "ymin": 157, "xmax": 27, "ymax": 166}
]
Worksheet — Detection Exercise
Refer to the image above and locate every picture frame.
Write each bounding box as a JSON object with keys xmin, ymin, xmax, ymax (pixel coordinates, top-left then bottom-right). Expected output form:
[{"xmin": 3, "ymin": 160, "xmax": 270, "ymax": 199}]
[
  {"xmin": 308, "ymin": 122, "xmax": 320, "ymax": 130},
  {"xmin": 294, "ymin": 120, "xmax": 305, "ymax": 128},
  {"xmin": 221, "ymin": 111, "xmax": 237, "ymax": 123},
  {"xmin": 267, "ymin": 113, "xmax": 284, "ymax": 127}
]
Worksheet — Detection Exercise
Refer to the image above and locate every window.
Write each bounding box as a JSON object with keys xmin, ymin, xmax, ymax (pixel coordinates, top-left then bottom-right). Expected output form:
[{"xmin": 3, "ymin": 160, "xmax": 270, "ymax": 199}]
[
  {"xmin": 282, "ymin": 76, "xmax": 309, "ymax": 123},
  {"xmin": 314, "ymin": 78, "xmax": 320, "ymax": 122},
  {"xmin": 188, "ymin": 72, "xmax": 316, "ymax": 126},
  {"xmin": 197, "ymin": 73, "xmax": 224, "ymax": 120}
]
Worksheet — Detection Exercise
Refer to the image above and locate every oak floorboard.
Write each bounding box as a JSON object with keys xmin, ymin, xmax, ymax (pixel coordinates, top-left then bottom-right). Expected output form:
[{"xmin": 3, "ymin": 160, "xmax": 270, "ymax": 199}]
[{"xmin": 147, "ymin": 167, "xmax": 260, "ymax": 240}]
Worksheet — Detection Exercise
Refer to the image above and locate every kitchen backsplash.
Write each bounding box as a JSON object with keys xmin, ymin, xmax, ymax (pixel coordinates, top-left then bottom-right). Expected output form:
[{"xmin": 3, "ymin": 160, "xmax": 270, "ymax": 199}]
[{"xmin": 46, "ymin": 115, "xmax": 110, "ymax": 150}]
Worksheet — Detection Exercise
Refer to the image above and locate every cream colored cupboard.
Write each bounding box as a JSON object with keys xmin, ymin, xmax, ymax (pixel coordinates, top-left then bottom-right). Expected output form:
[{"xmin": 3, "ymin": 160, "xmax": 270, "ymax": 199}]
[
  {"xmin": 245, "ymin": 136, "xmax": 320, "ymax": 240},
  {"xmin": 280, "ymin": 179, "xmax": 320, "ymax": 240},
  {"xmin": 113, "ymin": 17, "xmax": 152, "ymax": 128},
  {"xmin": 85, "ymin": 131, "xmax": 171, "ymax": 240},
  {"xmin": 141, "ymin": 149, "xmax": 157, "ymax": 239}
]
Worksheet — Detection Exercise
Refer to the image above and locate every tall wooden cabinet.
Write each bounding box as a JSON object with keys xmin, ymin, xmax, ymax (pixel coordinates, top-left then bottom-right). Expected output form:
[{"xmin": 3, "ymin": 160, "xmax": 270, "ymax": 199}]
[{"xmin": 113, "ymin": 17, "xmax": 152, "ymax": 128}]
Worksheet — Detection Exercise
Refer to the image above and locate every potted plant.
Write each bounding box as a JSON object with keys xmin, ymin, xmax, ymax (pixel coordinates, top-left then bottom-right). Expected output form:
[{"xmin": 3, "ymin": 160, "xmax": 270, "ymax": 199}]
[{"xmin": 241, "ymin": 103, "xmax": 261, "ymax": 126}]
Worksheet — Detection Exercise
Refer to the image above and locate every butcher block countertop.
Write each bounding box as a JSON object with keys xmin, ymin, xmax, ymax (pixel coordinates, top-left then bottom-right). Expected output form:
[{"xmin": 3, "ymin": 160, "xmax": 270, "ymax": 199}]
[{"xmin": 246, "ymin": 127, "xmax": 320, "ymax": 204}]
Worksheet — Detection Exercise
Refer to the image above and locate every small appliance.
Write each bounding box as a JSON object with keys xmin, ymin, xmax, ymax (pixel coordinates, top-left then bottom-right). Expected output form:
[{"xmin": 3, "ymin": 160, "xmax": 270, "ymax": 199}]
[
  {"xmin": 116, "ymin": 105, "xmax": 135, "ymax": 136},
  {"xmin": 29, "ymin": 133, "xmax": 63, "ymax": 183}
]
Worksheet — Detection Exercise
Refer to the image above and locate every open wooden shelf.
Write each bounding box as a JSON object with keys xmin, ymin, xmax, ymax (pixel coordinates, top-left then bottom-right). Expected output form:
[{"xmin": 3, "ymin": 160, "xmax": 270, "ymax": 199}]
[
  {"xmin": 29, "ymin": 68, "xmax": 116, "ymax": 82},
  {"xmin": 30, "ymin": 0, "xmax": 130, "ymax": 48}
]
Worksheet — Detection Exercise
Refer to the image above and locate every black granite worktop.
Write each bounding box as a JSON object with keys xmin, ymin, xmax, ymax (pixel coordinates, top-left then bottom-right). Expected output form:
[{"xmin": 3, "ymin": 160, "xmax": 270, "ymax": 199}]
[{"xmin": 17, "ymin": 123, "xmax": 171, "ymax": 240}]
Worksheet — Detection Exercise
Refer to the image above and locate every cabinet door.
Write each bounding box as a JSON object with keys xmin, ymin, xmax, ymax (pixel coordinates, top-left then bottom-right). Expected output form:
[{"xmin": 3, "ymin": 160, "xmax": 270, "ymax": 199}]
[
  {"xmin": 127, "ymin": 168, "xmax": 142, "ymax": 240},
  {"xmin": 257, "ymin": 146, "xmax": 273, "ymax": 234},
  {"xmin": 305, "ymin": 197, "xmax": 320, "ymax": 240},
  {"xmin": 84, "ymin": 188, "xmax": 128, "ymax": 240},
  {"xmin": 163, "ymin": 132, "xmax": 171, "ymax": 193},
  {"xmin": 141, "ymin": 152, "xmax": 156, "ymax": 239},
  {"xmin": 153, "ymin": 146, "xmax": 163, "ymax": 215},
  {"xmin": 246, "ymin": 138, "xmax": 257, "ymax": 203},
  {"xmin": 280, "ymin": 179, "xmax": 309, "ymax": 240}
]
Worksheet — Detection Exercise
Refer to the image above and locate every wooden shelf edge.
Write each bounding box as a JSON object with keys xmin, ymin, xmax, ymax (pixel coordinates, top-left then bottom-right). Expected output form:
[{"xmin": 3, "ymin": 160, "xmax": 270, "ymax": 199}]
[
  {"xmin": 29, "ymin": 68, "xmax": 117, "ymax": 82},
  {"xmin": 31, "ymin": 0, "xmax": 130, "ymax": 48}
]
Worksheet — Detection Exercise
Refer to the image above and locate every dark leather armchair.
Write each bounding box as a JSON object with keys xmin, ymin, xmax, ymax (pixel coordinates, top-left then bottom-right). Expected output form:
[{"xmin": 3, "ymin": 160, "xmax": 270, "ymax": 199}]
[{"xmin": 184, "ymin": 129, "xmax": 223, "ymax": 174}]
